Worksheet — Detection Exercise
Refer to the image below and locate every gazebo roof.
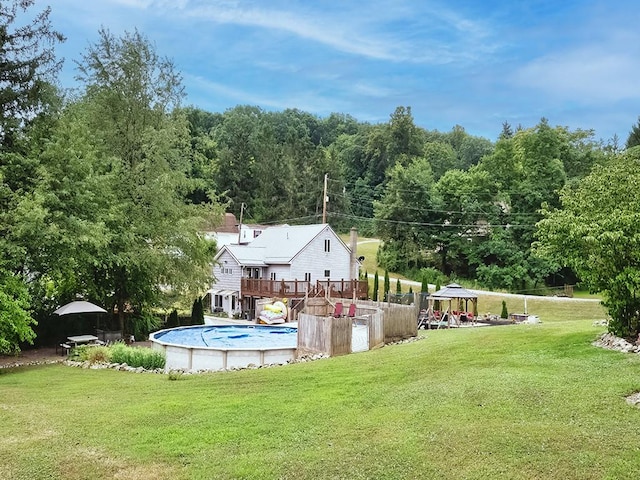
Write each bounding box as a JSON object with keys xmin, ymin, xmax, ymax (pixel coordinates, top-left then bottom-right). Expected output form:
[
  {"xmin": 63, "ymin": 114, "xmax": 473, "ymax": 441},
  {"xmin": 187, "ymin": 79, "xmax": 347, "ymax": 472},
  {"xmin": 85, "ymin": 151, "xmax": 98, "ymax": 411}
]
[{"xmin": 432, "ymin": 283, "xmax": 477, "ymax": 299}]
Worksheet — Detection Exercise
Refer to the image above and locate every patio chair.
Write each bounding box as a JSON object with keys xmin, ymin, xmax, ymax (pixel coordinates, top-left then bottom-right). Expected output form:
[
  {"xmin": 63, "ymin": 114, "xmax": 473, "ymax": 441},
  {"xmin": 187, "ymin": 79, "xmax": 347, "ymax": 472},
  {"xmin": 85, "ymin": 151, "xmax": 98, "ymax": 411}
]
[
  {"xmin": 333, "ymin": 302, "xmax": 343, "ymax": 317},
  {"xmin": 346, "ymin": 304, "xmax": 356, "ymax": 318}
]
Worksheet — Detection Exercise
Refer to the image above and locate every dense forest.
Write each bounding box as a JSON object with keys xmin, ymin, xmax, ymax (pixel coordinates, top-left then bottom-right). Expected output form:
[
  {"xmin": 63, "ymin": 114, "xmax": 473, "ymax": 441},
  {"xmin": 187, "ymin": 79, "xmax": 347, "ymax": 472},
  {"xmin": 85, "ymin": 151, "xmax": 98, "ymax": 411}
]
[
  {"xmin": 2, "ymin": 1, "xmax": 640, "ymax": 353},
  {"xmin": 184, "ymin": 103, "xmax": 616, "ymax": 292}
]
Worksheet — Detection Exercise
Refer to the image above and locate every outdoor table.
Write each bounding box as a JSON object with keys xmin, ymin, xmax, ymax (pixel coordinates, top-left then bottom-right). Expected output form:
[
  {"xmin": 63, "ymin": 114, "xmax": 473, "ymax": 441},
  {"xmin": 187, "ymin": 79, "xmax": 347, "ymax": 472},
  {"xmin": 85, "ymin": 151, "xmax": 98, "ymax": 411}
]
[{"xmin": 67, "ymin": 334, "xmax": 99, "ymax": 346}]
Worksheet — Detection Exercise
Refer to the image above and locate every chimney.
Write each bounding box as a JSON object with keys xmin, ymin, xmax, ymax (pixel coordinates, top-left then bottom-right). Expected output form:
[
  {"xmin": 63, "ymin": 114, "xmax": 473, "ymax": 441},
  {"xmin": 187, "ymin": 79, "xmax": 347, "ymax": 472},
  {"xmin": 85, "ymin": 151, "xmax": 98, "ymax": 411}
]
[{"xmin": 350, "ymin": 227, "xmax": 358, "ymax": 280}]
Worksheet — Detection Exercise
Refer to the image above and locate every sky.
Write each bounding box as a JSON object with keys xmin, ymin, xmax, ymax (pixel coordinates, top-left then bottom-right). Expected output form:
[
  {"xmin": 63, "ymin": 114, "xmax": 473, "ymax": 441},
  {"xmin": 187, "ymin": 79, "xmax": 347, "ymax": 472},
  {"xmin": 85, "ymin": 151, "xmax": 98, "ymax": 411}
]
[{"xmin": 33, "ymin": 0, "xmax": 640, "ymax": 143}]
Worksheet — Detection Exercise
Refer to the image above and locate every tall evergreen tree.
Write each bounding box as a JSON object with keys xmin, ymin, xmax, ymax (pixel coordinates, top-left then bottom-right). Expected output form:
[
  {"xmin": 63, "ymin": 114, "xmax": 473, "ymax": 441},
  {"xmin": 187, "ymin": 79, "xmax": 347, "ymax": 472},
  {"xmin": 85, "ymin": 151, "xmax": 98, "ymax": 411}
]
[
  {"xmin": 383, "ymin": 269, "xmax": 390, "ymax": 301},
  {"xmin": 421, "ymin": 273, "xmax": 429, "ymax": 294},
  {"xmin": 626, "ymin": 116, "xmax": 640, "ymax": 149},
  {"xmin": 191, "ymin": 297, "xmax": 205, "ymax": 325},
  {"xmin": 373, "ymin": 271, "xmax": 379, "ymax": 301}
]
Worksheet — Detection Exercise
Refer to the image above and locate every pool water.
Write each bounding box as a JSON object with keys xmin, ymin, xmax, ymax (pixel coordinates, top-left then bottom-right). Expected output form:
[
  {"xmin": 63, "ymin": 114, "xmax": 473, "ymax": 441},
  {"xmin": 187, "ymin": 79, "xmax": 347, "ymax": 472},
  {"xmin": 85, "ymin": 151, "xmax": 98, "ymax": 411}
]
[{"xmin": 152, "ymin": 325, "xmax": 298, "ymax": 349}]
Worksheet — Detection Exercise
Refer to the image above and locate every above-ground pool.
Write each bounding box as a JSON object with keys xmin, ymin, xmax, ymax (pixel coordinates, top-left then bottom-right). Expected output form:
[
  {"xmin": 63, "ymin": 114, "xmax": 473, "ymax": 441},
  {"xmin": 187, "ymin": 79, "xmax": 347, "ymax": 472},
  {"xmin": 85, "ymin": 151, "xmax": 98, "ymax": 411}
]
[{"xmin": 150, "ymin": 325, "xmax": 298, "ymax": 372}]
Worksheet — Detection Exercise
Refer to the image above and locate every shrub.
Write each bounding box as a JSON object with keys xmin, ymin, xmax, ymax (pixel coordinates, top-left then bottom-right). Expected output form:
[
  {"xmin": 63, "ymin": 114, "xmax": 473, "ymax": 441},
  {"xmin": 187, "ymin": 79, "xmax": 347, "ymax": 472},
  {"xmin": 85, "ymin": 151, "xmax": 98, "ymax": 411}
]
[
  {"xmin": 68, "ymin": 345, "xmax": 86, "ymax": 362},
  {"xmin": 420, "ymin": 267, "xmax": 448, "ymax": 287},
  {"xmin": 126, "ymin": 310, "xmax": 162, "ymax": 340},
  {"xmin": 86, "ymin": 346, "xmax": 111, "ymax": 364},
  {"xmin": 109, "ymin": 342, "xmax": 165, "ymax": 370},
  {"xmin": 69, "ymin": 345, "xmax": 112, "ymax": 364},
  {"xmin": 166, "ymin": 309, "xmax": 179, "ymax": 328},
  {"xmin": 191, "ymin": 297, "xmax": 205, "ymax": 325},
  {"xmin": 501, "ymin": 300, "xmax": 509, "ymax": 319}
]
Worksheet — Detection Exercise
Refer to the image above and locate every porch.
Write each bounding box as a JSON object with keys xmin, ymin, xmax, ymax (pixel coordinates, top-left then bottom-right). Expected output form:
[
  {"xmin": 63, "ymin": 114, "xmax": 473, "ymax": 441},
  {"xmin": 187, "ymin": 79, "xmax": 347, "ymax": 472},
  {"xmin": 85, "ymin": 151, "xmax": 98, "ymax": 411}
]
[{"xmin": 240, "ymin": 278, "xmax": 368, "ymax": 300}]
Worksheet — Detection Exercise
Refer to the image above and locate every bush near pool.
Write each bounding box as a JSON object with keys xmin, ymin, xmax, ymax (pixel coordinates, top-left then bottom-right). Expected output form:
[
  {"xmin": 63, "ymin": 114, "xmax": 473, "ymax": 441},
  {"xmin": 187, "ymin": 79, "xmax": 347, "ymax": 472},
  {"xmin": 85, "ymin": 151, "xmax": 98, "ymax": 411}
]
[{"xmin": 71, "ymin": 342, "xmax": 166, "ymax": 370}]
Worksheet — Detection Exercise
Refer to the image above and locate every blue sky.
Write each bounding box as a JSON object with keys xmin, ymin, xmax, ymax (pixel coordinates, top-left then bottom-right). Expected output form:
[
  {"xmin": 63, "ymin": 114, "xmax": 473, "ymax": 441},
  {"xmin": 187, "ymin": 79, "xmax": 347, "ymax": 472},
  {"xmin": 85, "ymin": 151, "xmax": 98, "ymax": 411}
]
[{"xmin": 40, "ymin": 0, "xmax": 640, "ymax": 143}]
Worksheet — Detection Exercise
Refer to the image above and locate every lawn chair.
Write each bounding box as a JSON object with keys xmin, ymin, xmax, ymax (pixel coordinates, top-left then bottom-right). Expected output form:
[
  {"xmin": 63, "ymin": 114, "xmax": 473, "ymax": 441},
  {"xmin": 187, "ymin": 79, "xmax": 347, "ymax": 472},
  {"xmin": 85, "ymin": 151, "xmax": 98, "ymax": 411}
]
[
  {"xmin": 347, "ymin": 304, "xmax": 356, "ymax": 318},
  {"xmin": 333, "ymin": 302, "xmax": 343, "ymax": 317},
  {"xmin": 417, "ymin": 309, "xmax": 429, "ymax": 329}
]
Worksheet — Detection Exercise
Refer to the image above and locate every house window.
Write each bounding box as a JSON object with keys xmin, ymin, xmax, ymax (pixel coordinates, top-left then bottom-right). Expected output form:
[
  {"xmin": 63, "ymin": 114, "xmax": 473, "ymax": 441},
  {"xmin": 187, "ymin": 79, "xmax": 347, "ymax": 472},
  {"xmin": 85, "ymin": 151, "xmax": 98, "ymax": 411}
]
[
  {"xmin": 214, "ymin": 295, "xmax": 223, "ymax": 308},
  {"xmin": 324, "ymin": 269, "xmax": 330, "ymax": 278},
  {"xmin": 247, "ymin": 268, "xmax": 260, "ymax": 279},
  {"xmin": 305, "ymin": 272, "xmax": 311, "ymax": 282},
  {"xmin": 270, "ymin": 272, "xmax": 276, "ymax": 281},
  {"xmin": 324, "ymin": 239, "xmax": 330, "ymax": 252}
]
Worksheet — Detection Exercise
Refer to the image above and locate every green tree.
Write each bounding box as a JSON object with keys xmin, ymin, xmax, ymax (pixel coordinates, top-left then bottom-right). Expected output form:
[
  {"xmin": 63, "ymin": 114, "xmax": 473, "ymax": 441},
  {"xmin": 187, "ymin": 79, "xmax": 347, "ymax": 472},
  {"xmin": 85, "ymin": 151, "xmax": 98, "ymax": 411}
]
[
  {"xmin": 536, "ymin": 147, "xmax": 640, "ymax": 338},
  {"xmin": 0, "ymin": 0, "xmax": 64, "ymax": 149},
  {"xmin": 396, "ymin": 278, "xmax": 402, "ymax": 295},
  {"xmin": 423, "ymin": 141, "xmax": 457, "ymax": 180},
  {"xmin": 0, "ymin": 271, "xmax": 35, "ymax": 354},
  {"xmin": 388, "ymin": 106, "xmax": 423, "ymax": 161},
  {"xmin": 373, "ymin": 271, "xmax": 379, "ymax": 301},
  {"xmin": 69, "ymin": 29, "xmax": 220, "ymax": 332},
  {"xmin": 383, "ymin": 269, "xmax": 390, "ymax": 301},
  {"xmin": 191, "ymin": 297, "xmax": 204, "ymax": 325},
  {"xmin": 0, "ymin": 0, "xmax": 64, "ymax": 352},
  {"xmin": 626, "ymin": 117, "xmax": 640, "ymax": 149},
  {"xmin": 421, "ymin": 273, "xmax": 429, "ymax": 293},
  {"xmin": 166, "ymin": 309, "xmax": 179, "ymax": 328},
  {"xmin": 374, "ymin": 157, "xmax": 438, "ymax": 273},
  {"xmin": 434, "ymin": 168, "xmax": 499, "ymax": 277},
  {"xmin": 501, "ymin": 300, "xmax": 508, "ymax": 319}
]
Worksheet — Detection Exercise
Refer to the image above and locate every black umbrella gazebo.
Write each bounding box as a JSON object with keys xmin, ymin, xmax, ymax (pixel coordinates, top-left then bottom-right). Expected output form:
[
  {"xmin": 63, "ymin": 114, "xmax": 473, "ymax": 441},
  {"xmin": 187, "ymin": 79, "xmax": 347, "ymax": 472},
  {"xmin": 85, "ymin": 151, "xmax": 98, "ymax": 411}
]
[{"xmin": 418, "ymin": 283, "xmax": 478, "ymax": 328}]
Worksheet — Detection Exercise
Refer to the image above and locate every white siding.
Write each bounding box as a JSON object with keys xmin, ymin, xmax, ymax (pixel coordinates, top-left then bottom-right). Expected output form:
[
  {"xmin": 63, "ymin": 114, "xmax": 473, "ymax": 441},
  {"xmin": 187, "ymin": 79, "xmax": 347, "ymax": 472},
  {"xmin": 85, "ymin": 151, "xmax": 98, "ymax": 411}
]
[
  {"xmin": 290, "ymin": 228, "xmax": 352, "ymax": 282},
  {"xmin": 265, "ymin": 264, "xmax": 291, "ymax": 281},
  {"xmin": 212, "ymin": 250, "xmax": 242, "ymax": 291}
]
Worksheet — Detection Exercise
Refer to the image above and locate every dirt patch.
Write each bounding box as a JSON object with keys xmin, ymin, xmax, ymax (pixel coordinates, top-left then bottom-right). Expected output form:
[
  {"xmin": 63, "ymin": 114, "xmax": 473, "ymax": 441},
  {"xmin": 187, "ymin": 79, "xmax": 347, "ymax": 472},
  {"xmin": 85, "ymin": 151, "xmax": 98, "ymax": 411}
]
[{"xmin": 0, "ymin": 346, "xmax": 63, "ymax": 368}]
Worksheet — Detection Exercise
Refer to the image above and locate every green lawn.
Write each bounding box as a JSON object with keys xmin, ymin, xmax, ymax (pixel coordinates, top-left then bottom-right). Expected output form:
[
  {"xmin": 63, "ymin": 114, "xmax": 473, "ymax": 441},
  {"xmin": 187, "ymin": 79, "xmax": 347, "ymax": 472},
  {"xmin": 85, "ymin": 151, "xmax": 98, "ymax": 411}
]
[{"xmin": 3, "ymin": 298, "xmax": 640, "ymax": 479}]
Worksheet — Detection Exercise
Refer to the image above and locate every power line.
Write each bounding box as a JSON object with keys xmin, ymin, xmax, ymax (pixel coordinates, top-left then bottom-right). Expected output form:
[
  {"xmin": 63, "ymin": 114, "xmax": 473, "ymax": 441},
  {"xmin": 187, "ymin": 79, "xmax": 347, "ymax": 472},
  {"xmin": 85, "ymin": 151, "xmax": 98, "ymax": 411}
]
[
  {"xmin": 326, "ymin": 188, "xmax": 543, "ymax": 217},
  {"xmin": 328, "ymin": 212, "xmax": 538, "ymax": 229}
]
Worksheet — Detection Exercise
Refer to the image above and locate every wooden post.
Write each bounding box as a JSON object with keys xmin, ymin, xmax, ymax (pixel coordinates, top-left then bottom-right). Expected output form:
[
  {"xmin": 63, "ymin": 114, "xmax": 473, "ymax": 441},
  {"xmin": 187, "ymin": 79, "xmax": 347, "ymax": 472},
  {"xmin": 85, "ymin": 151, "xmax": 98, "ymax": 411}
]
[{"xmin": 322, "ymin": 173, "xmax": 328, "ymax": 224}]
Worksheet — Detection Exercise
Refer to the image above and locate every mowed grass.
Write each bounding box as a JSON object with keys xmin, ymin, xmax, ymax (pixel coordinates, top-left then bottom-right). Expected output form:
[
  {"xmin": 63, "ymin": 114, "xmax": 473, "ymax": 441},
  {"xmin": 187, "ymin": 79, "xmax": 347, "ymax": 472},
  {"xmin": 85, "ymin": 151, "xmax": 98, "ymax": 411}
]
[{"xmin": 3, "ymin": 299, "xmax": 640, "ymax": 479}]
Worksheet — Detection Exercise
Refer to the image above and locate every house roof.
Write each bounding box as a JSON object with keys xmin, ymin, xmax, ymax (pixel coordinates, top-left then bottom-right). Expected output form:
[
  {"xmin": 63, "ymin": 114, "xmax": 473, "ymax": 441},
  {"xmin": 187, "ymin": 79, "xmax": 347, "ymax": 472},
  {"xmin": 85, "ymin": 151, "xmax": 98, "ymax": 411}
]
[
  {"xmin": 215, "ymin": 224, "xmax": 343, "ymax": 266},
  {"xmin": 224, "ymin": 244, "xmax": 267, "ymax": 266},
  {"xmin": 432, "ymin": 283, "xmax": 477, "ymax": 299}
]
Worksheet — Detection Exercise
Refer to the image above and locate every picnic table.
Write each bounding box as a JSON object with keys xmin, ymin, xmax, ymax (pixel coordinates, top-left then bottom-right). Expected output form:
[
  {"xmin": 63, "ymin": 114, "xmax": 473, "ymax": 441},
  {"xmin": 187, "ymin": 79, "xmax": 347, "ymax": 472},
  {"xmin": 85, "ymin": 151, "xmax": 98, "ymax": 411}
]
[{"xmin": 67, "ymin": 334, "xmax": 99, "ymax": 346}]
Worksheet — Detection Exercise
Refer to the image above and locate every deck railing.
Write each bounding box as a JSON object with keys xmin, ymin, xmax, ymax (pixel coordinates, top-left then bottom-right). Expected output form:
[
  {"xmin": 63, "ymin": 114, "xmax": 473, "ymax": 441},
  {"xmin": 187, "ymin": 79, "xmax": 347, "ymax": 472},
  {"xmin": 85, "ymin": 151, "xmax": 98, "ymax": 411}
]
[{"xmin": 240, "ymin": 278, "xmax": 368, "ymax": 300}]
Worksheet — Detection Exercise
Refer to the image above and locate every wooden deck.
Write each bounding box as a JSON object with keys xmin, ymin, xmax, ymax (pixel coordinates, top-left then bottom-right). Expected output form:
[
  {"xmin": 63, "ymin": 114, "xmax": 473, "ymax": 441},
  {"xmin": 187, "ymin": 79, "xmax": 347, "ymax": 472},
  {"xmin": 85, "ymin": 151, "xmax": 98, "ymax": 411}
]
[{"xmin": 240, "ymin": 278, "xmax": 368, "ymax": 300}]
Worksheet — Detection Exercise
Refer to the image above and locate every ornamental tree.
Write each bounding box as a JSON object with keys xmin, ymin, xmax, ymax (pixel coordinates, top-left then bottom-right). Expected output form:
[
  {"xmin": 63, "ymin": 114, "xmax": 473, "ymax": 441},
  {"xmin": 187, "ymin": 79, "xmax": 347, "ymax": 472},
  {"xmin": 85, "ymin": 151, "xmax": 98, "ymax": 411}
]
[{"xmin": 536, "ymin": 147, "xmax": 640, "ymax": 338}]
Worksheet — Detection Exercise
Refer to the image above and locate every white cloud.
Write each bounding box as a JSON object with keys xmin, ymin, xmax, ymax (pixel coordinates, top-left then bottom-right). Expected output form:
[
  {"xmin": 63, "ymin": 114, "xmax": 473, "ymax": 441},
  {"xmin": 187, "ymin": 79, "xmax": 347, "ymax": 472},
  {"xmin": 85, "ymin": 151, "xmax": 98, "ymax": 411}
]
[
  {"xmin": 513, "ymin": 44, "xmax": 640, "ymax": 103},
  {"xmin": 140, "ymin": 0, "xmax": 498, "ymax": 65},
  {"xmin": 185, "ymin": 74, "xmax": 348, "ymax": 114}
]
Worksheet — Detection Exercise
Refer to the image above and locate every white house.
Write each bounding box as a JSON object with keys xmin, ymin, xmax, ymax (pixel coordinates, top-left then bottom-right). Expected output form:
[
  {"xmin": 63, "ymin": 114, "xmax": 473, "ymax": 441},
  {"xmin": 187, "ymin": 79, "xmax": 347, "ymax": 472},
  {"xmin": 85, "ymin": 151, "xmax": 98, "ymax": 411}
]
[{"xmin": 207, "ymin": 224, "xmax": 363, "ymax": 318}]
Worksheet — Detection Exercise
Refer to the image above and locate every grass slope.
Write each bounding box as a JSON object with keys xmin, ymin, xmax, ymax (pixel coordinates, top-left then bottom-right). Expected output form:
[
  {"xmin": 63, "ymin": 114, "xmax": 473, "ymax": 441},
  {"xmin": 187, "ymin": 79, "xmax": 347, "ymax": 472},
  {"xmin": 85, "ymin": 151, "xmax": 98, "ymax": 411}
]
[{"xmin": 2, "ymin": 300, "xmax": 640, "ymax": 479}]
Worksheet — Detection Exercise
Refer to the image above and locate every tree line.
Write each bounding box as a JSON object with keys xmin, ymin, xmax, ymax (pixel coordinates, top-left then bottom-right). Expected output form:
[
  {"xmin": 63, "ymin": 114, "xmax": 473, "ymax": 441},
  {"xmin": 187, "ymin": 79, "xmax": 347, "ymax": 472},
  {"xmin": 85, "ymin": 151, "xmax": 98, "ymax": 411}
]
[{"xmin": 2, "ymin": 0, "xmax": 640, "ymax": 354}]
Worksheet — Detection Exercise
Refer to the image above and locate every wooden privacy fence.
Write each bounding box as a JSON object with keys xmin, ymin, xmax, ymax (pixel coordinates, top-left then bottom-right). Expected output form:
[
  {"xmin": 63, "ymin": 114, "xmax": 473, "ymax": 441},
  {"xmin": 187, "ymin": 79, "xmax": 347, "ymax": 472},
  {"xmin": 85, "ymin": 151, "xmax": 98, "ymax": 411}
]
[
  {"xmin": 297, "ymin": 298, "xmax": 418, "ymax": 359},
  {"xmin": 297, "ymin": 314, "xmax": 352, "ymax": 357},
  {"xmin": 355, "ymin": 299, "xmax": 418, "ymax": 342}
]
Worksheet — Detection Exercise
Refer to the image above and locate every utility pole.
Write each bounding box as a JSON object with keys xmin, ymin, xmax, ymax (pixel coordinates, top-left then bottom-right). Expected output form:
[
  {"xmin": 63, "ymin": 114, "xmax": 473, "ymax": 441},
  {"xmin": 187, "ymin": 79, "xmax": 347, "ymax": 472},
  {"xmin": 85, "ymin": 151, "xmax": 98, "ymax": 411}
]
[
  {"xmin": 237, "ymin": 202, "xmax": 245, "ymax": 244},
  {"xmin": 322, "ymin": 173, "xmax": 328, "ymax": 224}
]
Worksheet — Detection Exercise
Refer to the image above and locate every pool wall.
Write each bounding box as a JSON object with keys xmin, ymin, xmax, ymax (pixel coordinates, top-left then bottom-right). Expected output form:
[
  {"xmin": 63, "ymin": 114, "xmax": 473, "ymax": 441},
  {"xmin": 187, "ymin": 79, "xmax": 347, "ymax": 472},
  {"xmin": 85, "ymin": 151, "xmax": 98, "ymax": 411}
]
[{"xmin": 150, "ymin": 326, "xmax": 297, "ymax": 372}]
